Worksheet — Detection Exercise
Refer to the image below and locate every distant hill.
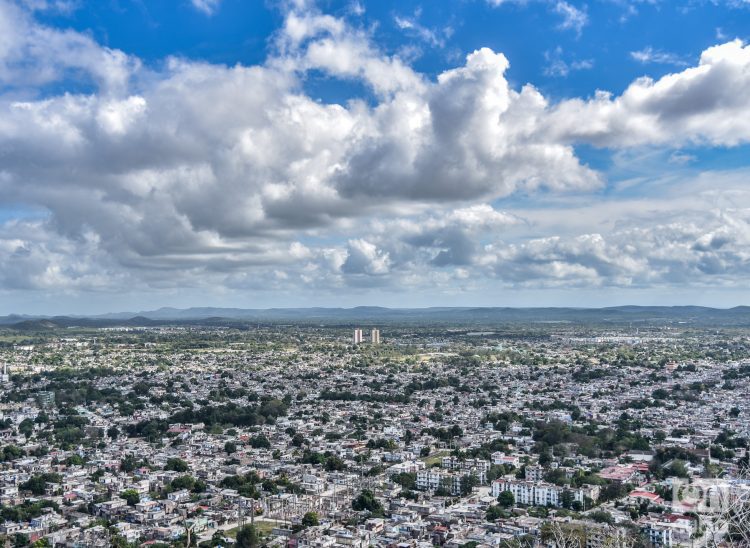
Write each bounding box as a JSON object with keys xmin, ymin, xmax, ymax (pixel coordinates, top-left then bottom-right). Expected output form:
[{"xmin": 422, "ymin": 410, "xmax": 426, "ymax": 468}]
[
  {"xmin": 1, "ymin": 305, "xmax": 749, "ymax": 329},
  {"xmin": 10, "ymin": 319, "xmax": 61, "ymax": 331}
]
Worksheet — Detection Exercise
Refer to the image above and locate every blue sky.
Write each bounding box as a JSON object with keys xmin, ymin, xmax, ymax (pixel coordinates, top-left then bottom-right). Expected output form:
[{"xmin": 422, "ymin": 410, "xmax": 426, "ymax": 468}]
[
  {"xmin": 1, "ymin": 0, "xmax": 750, "ymax": 314},
  {"xmin": 33, "ymin": 1, "xmax": 748, "ymax": 98}
]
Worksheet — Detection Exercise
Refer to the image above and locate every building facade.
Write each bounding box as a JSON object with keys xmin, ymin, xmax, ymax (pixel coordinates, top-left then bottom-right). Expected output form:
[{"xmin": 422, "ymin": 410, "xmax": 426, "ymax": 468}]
[{"xmin": 491, "ymin": 479, "xmax": 599, "ymax": 508}]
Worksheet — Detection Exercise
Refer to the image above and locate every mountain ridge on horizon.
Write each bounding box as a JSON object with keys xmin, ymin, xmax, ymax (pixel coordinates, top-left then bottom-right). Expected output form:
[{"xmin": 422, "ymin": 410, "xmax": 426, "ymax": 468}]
[{"xmin": 1, "ymin": 305, "xmax": 749, "ymax": 329}]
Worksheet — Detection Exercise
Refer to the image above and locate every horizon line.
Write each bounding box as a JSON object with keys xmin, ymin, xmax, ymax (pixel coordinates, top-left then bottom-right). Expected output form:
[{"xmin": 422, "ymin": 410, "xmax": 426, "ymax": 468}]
[{"xmin": 3, "ymin": 303, "xmax": 749, "ymax": 318}]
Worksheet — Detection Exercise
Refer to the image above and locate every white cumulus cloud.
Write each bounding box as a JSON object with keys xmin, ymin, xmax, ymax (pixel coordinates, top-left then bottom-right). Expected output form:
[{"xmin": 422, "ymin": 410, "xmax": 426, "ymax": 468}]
[{"xmin": 1, "ymin": 0, "xmax": 750, "ymax": 304}]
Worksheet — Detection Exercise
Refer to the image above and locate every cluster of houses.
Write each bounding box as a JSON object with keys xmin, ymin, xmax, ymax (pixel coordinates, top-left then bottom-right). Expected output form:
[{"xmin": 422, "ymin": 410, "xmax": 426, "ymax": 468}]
[{"xmin": 0, "ymin": 325, "xmax": 747, "ymax": 546}]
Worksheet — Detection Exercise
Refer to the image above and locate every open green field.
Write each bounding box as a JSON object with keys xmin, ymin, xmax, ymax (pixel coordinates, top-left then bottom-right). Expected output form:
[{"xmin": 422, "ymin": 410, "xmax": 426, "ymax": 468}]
[
  {"xmin": 420, "ymin": 450, "xmax": 450, "ymax": 466},
  {"xmin": 224, "ymin": 519, "xmax": 281, "ymax": 539}
]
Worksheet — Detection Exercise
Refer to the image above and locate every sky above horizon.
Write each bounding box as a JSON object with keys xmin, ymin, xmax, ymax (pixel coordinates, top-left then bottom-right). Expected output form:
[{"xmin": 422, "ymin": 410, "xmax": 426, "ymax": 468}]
[{"xmin": 1, "ymin": 0, "xmax": 750, "ymax": 315}]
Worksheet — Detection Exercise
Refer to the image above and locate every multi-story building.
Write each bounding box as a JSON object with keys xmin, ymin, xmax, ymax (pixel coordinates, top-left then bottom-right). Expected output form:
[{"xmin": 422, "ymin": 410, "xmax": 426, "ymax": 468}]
[
  {"xmin": 638, "ymin": 515, "xmax": 694, "ymax": 547},
  {"xmin": 641, "ymin": 522, "xmax": 673, "ymax": 547},
  {"xmin": 525, "ymin": 464, "xmax": 544, "ymax": 482},
  {"xmin": 491, "ymin": 452, "xmax": 520, "ymax": 467},
  {"xmin": 36, "ymin": 391, "xmax": 55, "ymax": 407},
  {"xmin": 491, "ymin": 479, "xmax": 599, "ymax": 508},
  {"xmin": 441, "ymin": 457, "xmax": 489, "ymax": 483},
  {"xmin": 353, "ymin": 329, "xmax": 364, "ymax": 344},
  {"xmin": 416, "ymin": 470, "xmax": 468, "ymax": 495},
  {"xmin": 371, "ymin": 329, "xmax": 380, "ymax": 344}
]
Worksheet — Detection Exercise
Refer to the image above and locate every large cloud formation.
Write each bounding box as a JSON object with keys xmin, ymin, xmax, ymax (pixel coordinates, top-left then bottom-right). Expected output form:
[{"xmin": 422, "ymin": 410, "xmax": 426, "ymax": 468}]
[{"xmin": 1, "ymin": 0, "xmax": 750, "ymax": 302}]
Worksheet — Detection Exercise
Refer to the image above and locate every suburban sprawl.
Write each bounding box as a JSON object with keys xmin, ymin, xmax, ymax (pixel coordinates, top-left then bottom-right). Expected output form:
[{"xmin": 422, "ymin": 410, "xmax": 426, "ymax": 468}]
[{"xmin": 0, "ymin": 312, "xmax": 748, "ymax": 547}]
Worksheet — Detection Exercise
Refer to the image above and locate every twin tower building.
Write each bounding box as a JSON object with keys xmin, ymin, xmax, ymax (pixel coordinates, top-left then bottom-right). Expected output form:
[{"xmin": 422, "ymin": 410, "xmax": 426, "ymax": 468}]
[{"xmin": 353, "ymin": 328, "xmax": 380, "ymax": 345}]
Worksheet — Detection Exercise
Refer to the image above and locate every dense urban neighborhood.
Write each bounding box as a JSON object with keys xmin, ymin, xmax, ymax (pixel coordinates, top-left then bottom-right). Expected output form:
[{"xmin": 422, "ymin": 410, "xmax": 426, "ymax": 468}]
[
  {"xmin": 0, "ymin": 318, "xmax": 748, "ymax": 547},
  {"xmin": 4, "ymin": 0, "xmax": 750, "ymax": 547}
]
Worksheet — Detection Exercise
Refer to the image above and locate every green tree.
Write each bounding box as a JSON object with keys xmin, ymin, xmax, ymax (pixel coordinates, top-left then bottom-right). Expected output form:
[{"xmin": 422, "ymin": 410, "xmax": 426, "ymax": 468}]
[
  {"xmin": 120, "ymin": 489, "xmax": 140, "ymax": 506},
  {"xmin": 486, "ymin": 505, "xmax": 505, "ymax": 521},
  {"xmin": 301, "ymin": 511, "xmax": 320, "ymax": 527},
  {"xmin": 590, "ymin": 510, "xmax": 614, "ymax": 524},
  {"xmin": 352, "ymin": 489, "xmax": 384, "ymax": 515},
  {"xmin": 497, "ymin": 490, "xmax": 515, "ymax": 508},
  {"xmin": 460, "ymin": 474, "xmax": 479, "ymax": 496},
  {"xmin": 120, "ymin": 455, "xmax": 138, "ymax": 472},
  {"xmin": 18, "ymin": 418, "xmax": 34, "ymax": 438},
  {"xmin": 435, "ymin": 477, "xmax": 453, "ymax": 497},
  {"xmin": 236, "ymin": 524, "xmax": 260, "ymax": 548},
  {"xmin": 109, "ymin": 534, "xmax": 133, "ymax": 548},
  {"xmin": 1, "ymin": 445, "xmax": 23, "ymax": 463},
  {"xmin": 165, "ymin": 458, "xmax": 189, "ymax": 472},
  {"xmin": 391, "ymin": 472, "xmax": 417, "ymax": 490},
  {"xmin": 560, "ymin": 489, "xmax": 575, "ymax": 509},
  {"xmin": 324, "ymin": 455, "xmax": 346, "ymax": 472},
  {"xmin": 669, "ymin": 460, "xmax": 689, "ymax": 478},
  {"xmin": 224, "ymin": 441, "xmax": 237, "ymax": 454},
  {"xmin": 171, "ymin": 476, "xmax": 196, "ymax": 491},
  {"xmin": 21, "ymin": 473, "xmax": 62, "ymax": 495},
  {"xmin": 249, "ymin": 435, "xmax": 271, "ymax": 449},
  {"xmin": 66, "ymin": 455, "xmax": 85, "ymax": 466}
]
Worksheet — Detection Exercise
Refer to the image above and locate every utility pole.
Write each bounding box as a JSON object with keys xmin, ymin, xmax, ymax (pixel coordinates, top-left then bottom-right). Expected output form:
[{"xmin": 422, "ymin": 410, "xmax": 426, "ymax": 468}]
[
  {"xmin": 181, "ymin": 509, "xmax": 196, "ymax": 547},
  {"xmin": 185, "ymin": 522, "xmax": 196, "ymax": 547}
]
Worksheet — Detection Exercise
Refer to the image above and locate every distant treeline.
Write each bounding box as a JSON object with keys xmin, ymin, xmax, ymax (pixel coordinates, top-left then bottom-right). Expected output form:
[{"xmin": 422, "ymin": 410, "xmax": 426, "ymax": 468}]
[
  {"xmin": 319, "ymin": 389, "xmax": 409, "ymax": 404},
  {"xmin": 127, "ymin": 399, "xmax": 288, "ymax": 441}
]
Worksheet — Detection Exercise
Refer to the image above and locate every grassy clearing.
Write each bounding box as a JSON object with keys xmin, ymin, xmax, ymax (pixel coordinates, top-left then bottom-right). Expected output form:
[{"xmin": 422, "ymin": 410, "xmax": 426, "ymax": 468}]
[
  {"xmin": 420, "ymin": 450, "xmax": 449, "ymax": 466},
  {"xmin": 224, "ymin": 519, "xmax": 280, "ymax": 539}
]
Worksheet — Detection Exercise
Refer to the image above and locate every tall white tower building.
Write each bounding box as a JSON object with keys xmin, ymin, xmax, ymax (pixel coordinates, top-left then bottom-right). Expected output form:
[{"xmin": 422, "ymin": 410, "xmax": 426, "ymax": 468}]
[
  {"xmin": 371, "ymin": 328, "xmax": 381, "ymax": 344},
  {"xmin": 353, "ymin": 329, "xmax": 364, "ymax": 344}
]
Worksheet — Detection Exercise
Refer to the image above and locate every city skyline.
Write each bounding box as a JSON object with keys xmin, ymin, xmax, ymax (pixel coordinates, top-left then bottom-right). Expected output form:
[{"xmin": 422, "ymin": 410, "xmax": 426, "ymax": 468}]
[{"xmin": 1, "ymin": 0, "xmax": 750, "ymax": 314}]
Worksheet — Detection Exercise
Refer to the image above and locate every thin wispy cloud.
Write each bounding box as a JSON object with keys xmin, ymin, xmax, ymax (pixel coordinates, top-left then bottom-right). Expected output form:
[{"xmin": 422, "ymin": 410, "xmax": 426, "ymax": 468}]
[
  {"xmin": 606, "ymin": 0, "xmax": 660, "ymax": 22},
  {"xmin": 553, "ymin": 0, "xmax": 588, "ymax": 36},
  {"xmin": 630, "ymin": 46, "xmax": 689, "ymax": 66},
  {"xmin": 348, "ymin": 1, "xmax": 365, "ymax": 16},
  {"xmin": 543, "ymin": 46, "xmax": 593, "ymax": 77},
  {"xmin": 486, "ymin": 0, "xmax": 589, "ymax": 36},
  {"xmin": 668, "ymin": 151, "xmax": 697, "ymax": 165},
  {"xmin": 393, "ymin": 10, "xmax": 451, "ymax": 48},
  {"xmin": 191, "ymin": 0, "xmax": 221, "ymax": 16},
  {"xmin": 21, "ymin": 0, "xmax": 78, "ymax": 12}
]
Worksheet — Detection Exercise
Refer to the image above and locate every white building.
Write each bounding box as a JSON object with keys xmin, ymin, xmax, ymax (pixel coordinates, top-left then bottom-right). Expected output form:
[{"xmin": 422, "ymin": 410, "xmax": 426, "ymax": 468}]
[
  {"xmin": 524, "ymin": 465, "xmax": 544, "ymax": 482},
  {"xmin": 491, "ymin": 479, "xmax": 599, "ymax": 508},
  {"xmin": 371, "ymin": 329, "xmax": 380, "ymax": 344},
  {"xmin": 389, "ymin": 461, "xmax": 425, "ymax": 475},
  {"xmin": 353, "ymin": 329, "xmax": 364, "ymax": 344},
  {"xmin": 416, "ymin": 470, "xmax": 465, "ymax": 495},
  {"xmin": 491, "ymin": 452, "xmax": 520, "ymax": 467},
  {"xmin": 639, "ymin": 515, "xmax": 694, "ymax": 547},
  {"xmin": 441, "ymin": 457, "xmax": 488, "ymax": 483}
]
